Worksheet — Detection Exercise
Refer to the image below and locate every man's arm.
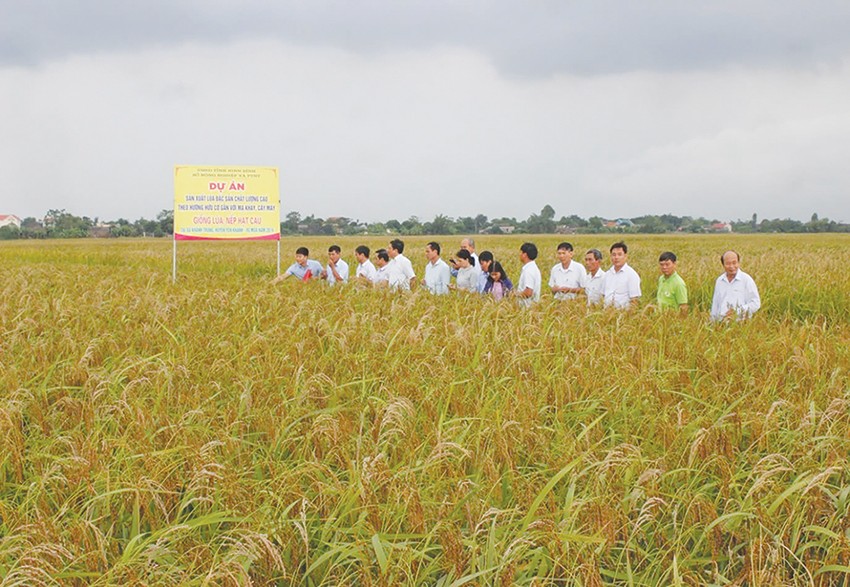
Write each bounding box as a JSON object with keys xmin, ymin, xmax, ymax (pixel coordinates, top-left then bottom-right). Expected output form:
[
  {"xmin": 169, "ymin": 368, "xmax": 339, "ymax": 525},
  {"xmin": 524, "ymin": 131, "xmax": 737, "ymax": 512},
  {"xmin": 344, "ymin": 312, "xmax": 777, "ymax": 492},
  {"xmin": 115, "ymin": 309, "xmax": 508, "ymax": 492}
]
[
  {"xmin": 329, "ymin": 262, "xmax": 346, "ymax": 283},
  {"xmin": 440, "ymin": 265, "xmax": 452, "ymax": 294},
  {"xmin": 272, "ymin": 266, "xmax": 295, "ymax": 283},
  {"xmin": 676, "ymin": 281, "xmax": 689, "ymax": 316},
  {"xmin": 628, "ymin": 273, "xmax": 641, "ymax": 309},
  {"xmin": 744, "ymin": 276, "xmax": 761, "ymax": 316},
  {"xmin": 404, "ymin": 261, "xmax": 417, "ymax": 291},
  {"xmin": 709, "ymin": 281, "xmax": 723, "ymax": 321}
]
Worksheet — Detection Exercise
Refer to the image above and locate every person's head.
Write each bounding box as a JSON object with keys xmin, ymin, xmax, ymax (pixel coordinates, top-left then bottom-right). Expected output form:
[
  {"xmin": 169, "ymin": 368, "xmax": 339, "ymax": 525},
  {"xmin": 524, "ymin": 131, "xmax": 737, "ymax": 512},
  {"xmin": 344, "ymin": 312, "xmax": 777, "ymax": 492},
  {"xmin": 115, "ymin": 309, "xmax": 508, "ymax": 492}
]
[
  {"xmin": 375, "ymin": 248, "xmax": 389, "ymax": 267},
  {"xmin": 520, "ymin": 242, "xmax": 538, "ymax": 263},
  {"xmin": 460, "ymin": 237, "xmax": 475, "ymax": 253},
  {"xmin": 585, "ymin": 249, "xmax": 603, "ymax": 273},
  {"xmin": 295, "ymin": 246, "xmax": 310, "ymax": 266},
  {"xmin": 610, "ymin": 242, "xmax": 628, "ymax": 270},
  {"xmin": 328, "ymin": 245, "xmax": 341, "ymax": 263},
  {"xmin": 425, "ymin": 241, "xmax": 441, "ymax": 262},
  {"xmin": 355, "ymin": 245, "xmax": 370, "ymax": 263},
  {"xmin": 658, "ymin": 251, "xmax": 677, "ymax": 277},
  {"xmin": 456, "ymin": 249, "xmax": 474, "ymax": 268},
  {"xmin": 489, "ymin": 261, "xmax": 509, "ymax": 283},
  {"xmin": 556, "ymin": 242, "xmax": 574, "ymax": 265},
  {"xmin": 389, "ymin": 239, "xmax": 404, "ymax": 257},
  {"xmin": 721, "ymin": 250, "xmax": 740, "ymax": 278},
  {"xmin": 478, "ymin": 250, "xmax": 494, "ymax": 273}
]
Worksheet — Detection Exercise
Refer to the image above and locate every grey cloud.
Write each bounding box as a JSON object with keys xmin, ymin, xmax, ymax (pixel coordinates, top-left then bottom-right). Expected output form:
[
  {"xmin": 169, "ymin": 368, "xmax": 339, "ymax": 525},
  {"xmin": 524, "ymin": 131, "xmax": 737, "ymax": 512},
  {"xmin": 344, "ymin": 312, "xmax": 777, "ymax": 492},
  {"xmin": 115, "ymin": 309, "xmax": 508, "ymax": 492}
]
[{"xmin": 3, "ymin": 1, "xmax": 850, "ymax": 75}]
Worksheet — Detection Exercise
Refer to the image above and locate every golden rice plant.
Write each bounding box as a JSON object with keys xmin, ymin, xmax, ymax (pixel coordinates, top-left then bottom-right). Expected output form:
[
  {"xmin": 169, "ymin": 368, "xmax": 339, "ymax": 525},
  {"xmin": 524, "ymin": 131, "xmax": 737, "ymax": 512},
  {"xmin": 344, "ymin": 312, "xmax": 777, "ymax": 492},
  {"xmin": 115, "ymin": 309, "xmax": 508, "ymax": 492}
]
[{"xmin": 0, "ymin": 233, "xmax": 848, "ymax": 585}]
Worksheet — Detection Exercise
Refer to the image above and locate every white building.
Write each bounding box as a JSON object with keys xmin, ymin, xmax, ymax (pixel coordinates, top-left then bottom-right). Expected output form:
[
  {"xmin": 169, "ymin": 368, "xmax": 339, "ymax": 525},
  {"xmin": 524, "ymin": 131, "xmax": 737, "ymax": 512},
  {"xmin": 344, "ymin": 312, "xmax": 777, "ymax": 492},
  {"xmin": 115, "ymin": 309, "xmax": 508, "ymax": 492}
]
[{"xmin": 0, "ymin": 214, "xmax": 21, "ymax": 229}]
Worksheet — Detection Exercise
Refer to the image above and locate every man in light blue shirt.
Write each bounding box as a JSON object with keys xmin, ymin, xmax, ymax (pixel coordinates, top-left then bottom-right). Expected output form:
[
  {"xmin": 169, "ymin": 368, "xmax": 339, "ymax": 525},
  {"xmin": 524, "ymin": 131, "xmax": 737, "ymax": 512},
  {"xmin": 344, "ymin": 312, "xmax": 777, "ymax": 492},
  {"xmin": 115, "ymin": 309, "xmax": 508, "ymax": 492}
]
[
  {"xmin": 422, "ymin": 241, "xmax": 451, "ymax": 295},
  {"xmin": 274, "ymin": 246, "xmax": 323, "ymax": 282}
]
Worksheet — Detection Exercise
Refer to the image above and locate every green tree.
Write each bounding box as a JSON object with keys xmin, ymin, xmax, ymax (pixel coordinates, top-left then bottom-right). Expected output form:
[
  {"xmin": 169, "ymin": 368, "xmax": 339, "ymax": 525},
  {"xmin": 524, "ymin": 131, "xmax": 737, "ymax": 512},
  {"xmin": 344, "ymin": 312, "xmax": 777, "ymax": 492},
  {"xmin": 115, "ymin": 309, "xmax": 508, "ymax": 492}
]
[{"xmin": 424, "ymin": 214, "xmax": 455, "ymax": 234}]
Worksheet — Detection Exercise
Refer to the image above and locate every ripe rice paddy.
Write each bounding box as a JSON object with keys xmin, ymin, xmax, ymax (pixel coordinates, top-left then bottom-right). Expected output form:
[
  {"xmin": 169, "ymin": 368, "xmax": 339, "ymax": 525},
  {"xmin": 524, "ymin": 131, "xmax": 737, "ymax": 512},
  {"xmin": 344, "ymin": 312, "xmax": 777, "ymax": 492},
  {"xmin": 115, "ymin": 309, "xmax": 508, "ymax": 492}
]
[{"xmin": 1, "ymin": 234, "xmax": 849, "ymax": 585}]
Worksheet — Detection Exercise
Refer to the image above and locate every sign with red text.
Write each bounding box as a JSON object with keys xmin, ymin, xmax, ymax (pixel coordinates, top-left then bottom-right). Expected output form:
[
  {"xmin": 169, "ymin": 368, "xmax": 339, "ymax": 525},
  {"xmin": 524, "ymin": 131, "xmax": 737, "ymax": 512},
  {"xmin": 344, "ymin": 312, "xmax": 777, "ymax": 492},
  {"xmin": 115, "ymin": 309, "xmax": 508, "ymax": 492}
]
[{"xmin": 174, "ymin": 165, "xmax": 280, "ymax": 240}]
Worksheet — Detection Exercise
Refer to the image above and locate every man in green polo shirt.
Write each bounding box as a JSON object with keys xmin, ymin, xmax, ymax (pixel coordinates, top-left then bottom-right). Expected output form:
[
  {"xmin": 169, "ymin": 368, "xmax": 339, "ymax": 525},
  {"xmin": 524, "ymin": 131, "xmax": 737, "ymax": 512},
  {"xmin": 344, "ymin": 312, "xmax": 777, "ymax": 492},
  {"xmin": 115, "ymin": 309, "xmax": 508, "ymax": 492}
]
[{"xmin": 656, "ymin": 251, "xmax": 688, "ymax": 315}]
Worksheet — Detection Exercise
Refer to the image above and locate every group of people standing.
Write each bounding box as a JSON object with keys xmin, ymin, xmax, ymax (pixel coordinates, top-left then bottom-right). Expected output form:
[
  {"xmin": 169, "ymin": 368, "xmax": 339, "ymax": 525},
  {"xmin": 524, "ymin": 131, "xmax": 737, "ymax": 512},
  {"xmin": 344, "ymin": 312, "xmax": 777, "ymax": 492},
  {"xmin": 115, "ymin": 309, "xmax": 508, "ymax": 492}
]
[{"xmin": 273, "ymin": 237, "xmax": 761, "ymax": 322}]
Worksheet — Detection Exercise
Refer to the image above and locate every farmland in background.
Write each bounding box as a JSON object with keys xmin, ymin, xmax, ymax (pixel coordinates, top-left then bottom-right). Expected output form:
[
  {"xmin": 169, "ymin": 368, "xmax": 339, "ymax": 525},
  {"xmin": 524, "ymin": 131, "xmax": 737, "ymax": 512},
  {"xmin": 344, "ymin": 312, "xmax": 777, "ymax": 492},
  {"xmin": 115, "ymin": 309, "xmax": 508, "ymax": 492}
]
[{"xmin": 1, "ymin": 234, "xmax": 849, "ymax": 585}]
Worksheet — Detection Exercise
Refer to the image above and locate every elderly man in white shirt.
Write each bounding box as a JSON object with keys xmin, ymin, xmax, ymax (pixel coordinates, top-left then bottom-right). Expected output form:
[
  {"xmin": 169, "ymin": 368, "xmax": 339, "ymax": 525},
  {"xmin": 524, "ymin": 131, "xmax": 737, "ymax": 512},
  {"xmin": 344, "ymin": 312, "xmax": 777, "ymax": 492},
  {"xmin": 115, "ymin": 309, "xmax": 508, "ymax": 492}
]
[
  {"xmin": 603, "ymin": 241, "xmax": 641, "ymax": 309},
  {"xmin": 584, "ymin": 248, "xmax": 606, "ymax": 305},
  {"xmin": 422, "ymin": 241, "xmax": 451, "ymax": 294},
  {"xmin": 517, "ymin": 242, "xmax": 542, "ymax": 307},
  {"xmin": 386, "ymin": 238, "xmax": 416, "ymax": 291},
  {"xmin": 711, "ymin": 250, "xmax": 761, "ymax": 321},
  {"xmin": 549, "ymin": 242, "xmax": 587, "ymax": 301}
]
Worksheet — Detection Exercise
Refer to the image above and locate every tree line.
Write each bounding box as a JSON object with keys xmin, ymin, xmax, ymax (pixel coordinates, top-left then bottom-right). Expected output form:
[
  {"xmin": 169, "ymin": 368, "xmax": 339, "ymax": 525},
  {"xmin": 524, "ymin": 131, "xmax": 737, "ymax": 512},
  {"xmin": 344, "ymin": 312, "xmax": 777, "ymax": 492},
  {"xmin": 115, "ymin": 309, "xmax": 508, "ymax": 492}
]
[{"xmin": 2, "ymin": 206, "xmax": 847, "ymax": 240}]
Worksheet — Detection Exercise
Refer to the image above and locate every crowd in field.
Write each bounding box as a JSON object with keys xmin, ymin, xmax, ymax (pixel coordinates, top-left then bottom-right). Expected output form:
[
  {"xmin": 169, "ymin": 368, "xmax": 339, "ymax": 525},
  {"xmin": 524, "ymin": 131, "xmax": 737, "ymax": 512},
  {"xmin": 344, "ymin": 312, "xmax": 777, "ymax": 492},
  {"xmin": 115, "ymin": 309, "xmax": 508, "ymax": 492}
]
[{"xmin": 272, "ymin": 237, "xmax": 761, "ymax": 322}]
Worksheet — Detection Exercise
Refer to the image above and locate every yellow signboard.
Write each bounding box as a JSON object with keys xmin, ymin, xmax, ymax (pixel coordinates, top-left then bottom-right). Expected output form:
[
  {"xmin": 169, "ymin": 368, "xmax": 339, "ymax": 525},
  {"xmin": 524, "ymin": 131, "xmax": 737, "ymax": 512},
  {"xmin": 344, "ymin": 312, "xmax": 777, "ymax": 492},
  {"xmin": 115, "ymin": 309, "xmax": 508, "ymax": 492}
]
[{"xmin": 174, "ymin": 165, "xmax": 280, "ymax": 240}]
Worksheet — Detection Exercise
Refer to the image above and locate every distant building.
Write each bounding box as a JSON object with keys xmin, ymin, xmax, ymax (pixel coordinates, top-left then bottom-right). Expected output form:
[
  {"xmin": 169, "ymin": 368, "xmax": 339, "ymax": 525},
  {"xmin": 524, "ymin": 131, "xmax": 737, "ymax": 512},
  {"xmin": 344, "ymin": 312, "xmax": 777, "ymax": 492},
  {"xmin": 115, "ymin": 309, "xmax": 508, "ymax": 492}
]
[
  {"xmin": 711, "ymin": 222, "xmax": 733, "ymax": 233},
  {"xmin": 603, "ymin": 218, "xmax": 634, "ymax": 229},
  {"xmin": 0, "ymin": 214, "xmax": 21, "ymax": 229},
  {"xmin": 498, "ymin": 225, "xmax": 516, "ymax": 234},
  {"xmin": 88, "ymin": 226, "xmax": 111, "ymax": 238}
]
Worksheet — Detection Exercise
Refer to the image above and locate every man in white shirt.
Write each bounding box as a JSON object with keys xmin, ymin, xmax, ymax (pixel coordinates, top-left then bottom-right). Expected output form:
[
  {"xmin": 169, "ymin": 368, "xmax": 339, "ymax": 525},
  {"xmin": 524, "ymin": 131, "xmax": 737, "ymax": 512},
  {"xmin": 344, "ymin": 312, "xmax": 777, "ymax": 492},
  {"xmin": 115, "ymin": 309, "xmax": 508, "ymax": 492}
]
[
  {"xmin": 354, "ymin": 245, "xmax": 377, "ymax": 283},
  {"xmin": 517, "ymin": 242, "xmax": 542, "ymax": 307},
  {"xmin": 422, "ymin": 241, "xmax": 451, "ymax": 295},
  {"xmin": 386, "ymin": 239, "xmax": 417, "ymax": 291},
  {"xmin": 603, "ymin": 241, "xmax": 641, "ymax": 309},
  {"xmin": 584, "ymin": 248, "xmax": 606, "ymax": 306},
  {"xmin": 548, "ymin": 242, "xmax": 588, "ymax": 301},
  {"xmin": 710, "ymin": 250, "xmax": 761, "ymax": 321},
  {"xmin": 374, "ymin": 249, "xmax": 391, "ymax": 286},
  {"xmin": 321, "ymin": 245, "xmax": 349, "ymax": 285}
]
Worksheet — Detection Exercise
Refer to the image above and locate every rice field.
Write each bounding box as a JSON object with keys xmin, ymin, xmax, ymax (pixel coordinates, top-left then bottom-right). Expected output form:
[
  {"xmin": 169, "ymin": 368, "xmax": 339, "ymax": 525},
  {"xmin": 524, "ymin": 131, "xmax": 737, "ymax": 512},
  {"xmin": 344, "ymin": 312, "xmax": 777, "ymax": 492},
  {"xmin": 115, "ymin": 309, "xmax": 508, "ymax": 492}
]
[{"xmin": 1, "ymin": 234, "xmax": 849, "ymax": 585}]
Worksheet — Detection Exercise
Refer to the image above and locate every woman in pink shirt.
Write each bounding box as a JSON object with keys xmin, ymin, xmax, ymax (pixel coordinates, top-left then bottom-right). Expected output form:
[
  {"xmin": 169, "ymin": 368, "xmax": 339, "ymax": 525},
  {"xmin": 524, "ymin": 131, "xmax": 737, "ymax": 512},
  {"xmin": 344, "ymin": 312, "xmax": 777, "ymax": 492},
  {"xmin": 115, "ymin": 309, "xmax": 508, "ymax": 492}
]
[{"xmin": 483, "ymin": 261, "xmax": 514, "ymax": 301}]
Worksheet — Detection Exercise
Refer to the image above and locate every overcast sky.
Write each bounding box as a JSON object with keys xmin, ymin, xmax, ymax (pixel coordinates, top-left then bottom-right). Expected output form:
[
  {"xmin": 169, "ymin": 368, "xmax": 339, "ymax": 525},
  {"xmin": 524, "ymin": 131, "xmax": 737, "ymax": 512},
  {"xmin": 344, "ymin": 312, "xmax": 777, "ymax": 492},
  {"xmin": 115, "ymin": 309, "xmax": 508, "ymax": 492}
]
[{"xmin": 2, "ymin": 1, "xmax": 849, "ymax": 223}]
